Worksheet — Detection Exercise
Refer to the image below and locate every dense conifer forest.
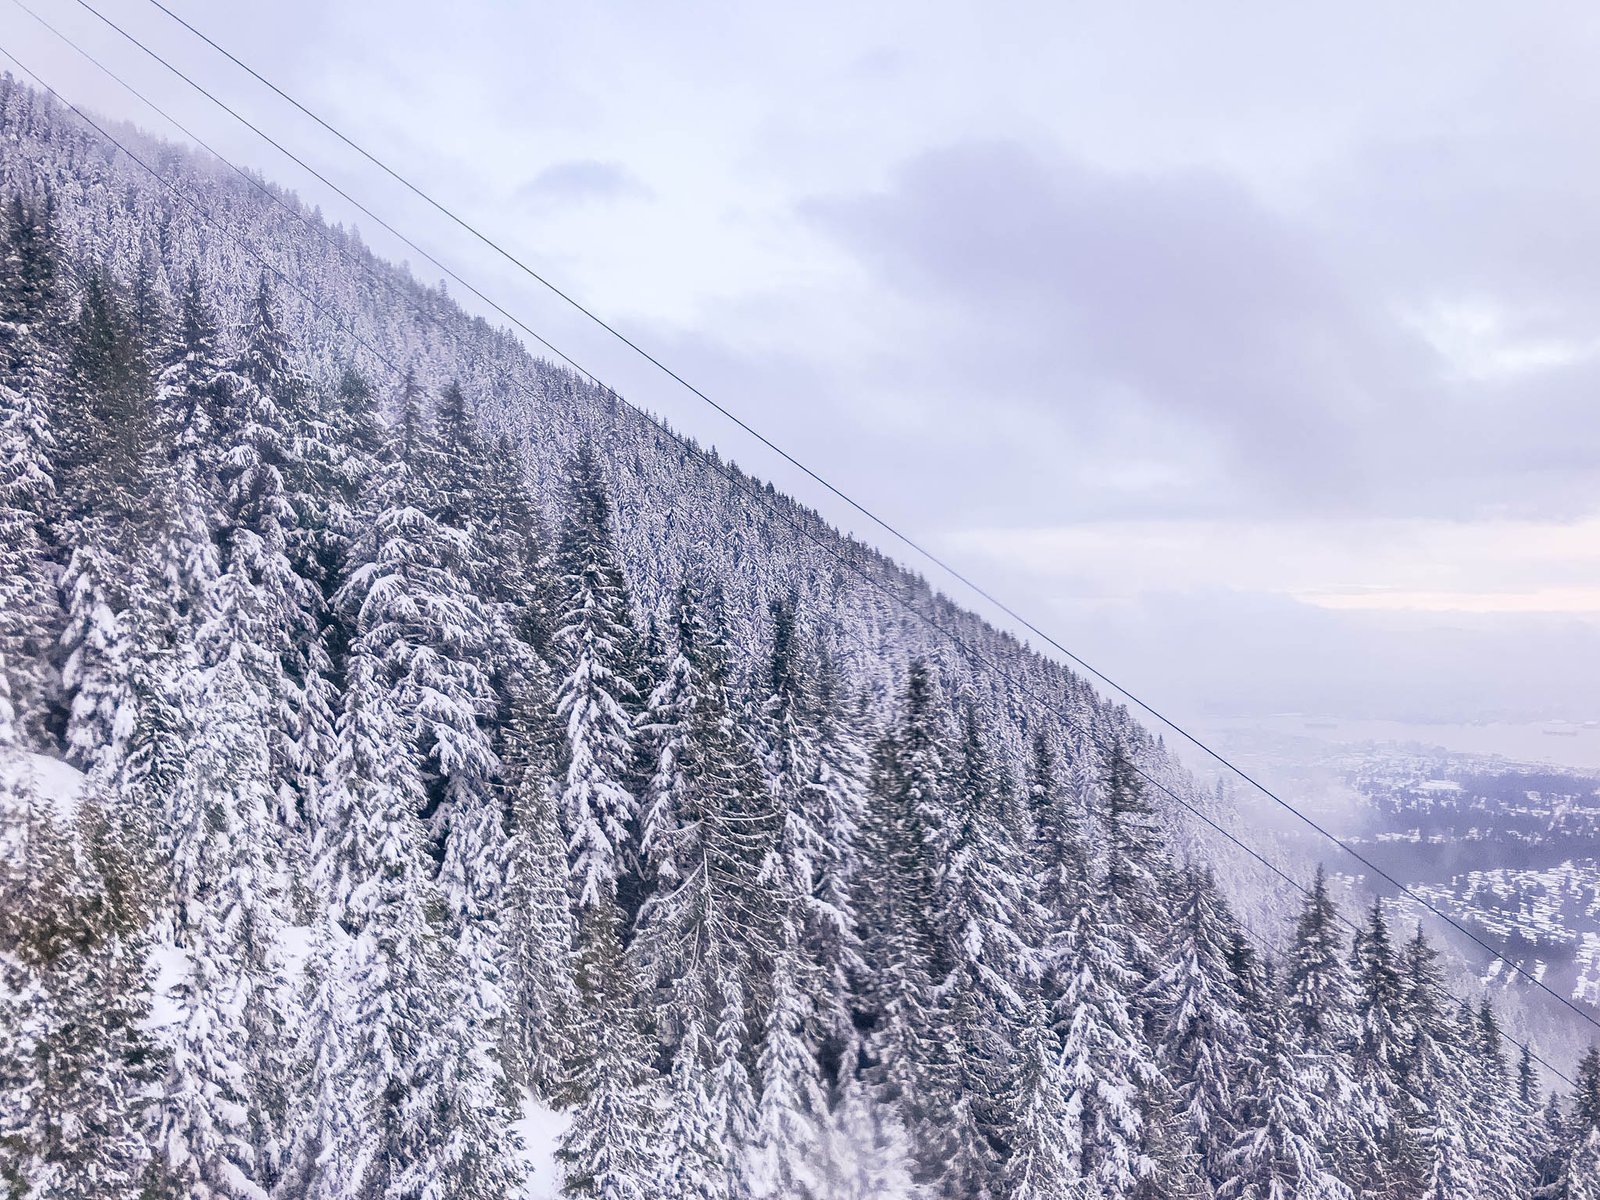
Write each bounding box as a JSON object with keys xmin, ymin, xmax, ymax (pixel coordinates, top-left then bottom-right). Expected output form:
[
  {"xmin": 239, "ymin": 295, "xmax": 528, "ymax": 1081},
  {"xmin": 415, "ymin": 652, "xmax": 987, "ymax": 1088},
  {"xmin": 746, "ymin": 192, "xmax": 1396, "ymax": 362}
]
[{"xmin": 0, "ymin": 76, "xmax": 1596, "ymax": 1199}]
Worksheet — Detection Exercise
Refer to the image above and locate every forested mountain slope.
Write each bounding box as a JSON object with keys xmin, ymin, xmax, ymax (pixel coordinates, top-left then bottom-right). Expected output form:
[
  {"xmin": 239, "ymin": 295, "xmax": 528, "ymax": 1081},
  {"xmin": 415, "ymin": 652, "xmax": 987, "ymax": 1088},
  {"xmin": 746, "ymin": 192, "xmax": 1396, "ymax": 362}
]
[{"xmin": 0, "ymin": 76, "xmax": 1596, "ymax": 1199}]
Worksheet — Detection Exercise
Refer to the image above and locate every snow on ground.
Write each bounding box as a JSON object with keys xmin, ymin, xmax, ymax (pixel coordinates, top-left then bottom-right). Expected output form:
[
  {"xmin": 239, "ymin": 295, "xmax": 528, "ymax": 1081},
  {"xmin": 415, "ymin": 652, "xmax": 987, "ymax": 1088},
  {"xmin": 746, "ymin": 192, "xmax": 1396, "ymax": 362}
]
[
  {"xmin": 0, "ymin": 750, "xmax": 85, "ymax": 823},
  {"xmin": 514, "ymin": 1097, "xmax": 571, "ymax": 1200}
]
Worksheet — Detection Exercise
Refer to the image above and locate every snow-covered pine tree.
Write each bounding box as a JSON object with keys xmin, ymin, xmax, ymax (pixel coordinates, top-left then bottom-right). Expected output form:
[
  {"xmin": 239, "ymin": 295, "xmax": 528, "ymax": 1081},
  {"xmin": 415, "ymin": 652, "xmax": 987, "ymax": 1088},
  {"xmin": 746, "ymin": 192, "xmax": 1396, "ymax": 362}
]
[
  {"xmin": 928, "ymin": 702, "xmax": 1031, "ymax": 1199},
  {"xmin": 1393, "ymin": 925, "xmax": 1484, "ymax": 1200},
  {"xmin": 1147, "ymin": 865, "xmax": 1251, "ymax": 1187},
  {"xmin": 1218, "ymin": 963, "xmax": 1354, "ymax": 1200},
  {"xmin": 558, "ymin": 898, "xmax": 662, "ymax": 1200},
  {"xmin": 802, "ymin": 640, "xmax": 869, "ymax": 1065},
  {"xmin": 1559, "ymin": 1046, "xmax": 1600, "ymax": 1200},
  {"xmin": 755, "ymin": 594, "xmax": 861, "ymax": 1069},
  {"xmin": 634, "ymin": 574, "xmax": 774, "ymax": 1061},
  {"xmin": 277, "ymin": 914, "xmax": 359, "ymax": 1200},
  {"xmin": 500, "ymin": 670, "xmax": 582, "ymax": 1099},
  {"xmin": 1004, "ymin": 988, "xmax": 1074, "ymax": 1200},
  {"xmin": 709, "ymin": 973, "xmax": 762, "ymax": 1200},
  {"xmin": 755, "ymin": 911, "xmax": 829, "ymax": 1200},
  {"xmin": 1283, "ymin": 866, "xmax": 1363, "ymax": 1170},
  {"xmin": 1349, "ymin": 900, "xmax": 1421, "ymax": 1199},
  {"xmin": 657, "ymin": 994, "xmax": 727, "ymax": 1200},
  {"xmin": 1029, "ymin": 728, "xmax": 1087, "ymax": 965},
  {"xmin": 314, "ymin": 649, "xmax": 524, "ymax": 1198},
  {"xmin": 857, "ymin": 660, "xmax": 948, "ymax": 1170},
  {"xmin": 553, "ymin": 439, "xmax": 645, "ymax": 1025},
  {"xmin": 0, "ymin": 774, "xmax": 162, "ymax": 1200},
  {"xmin": 1097, "ymin": 742, "xmax": 1170, "ymax": 989},
  {"xmin": 335, "ymin": 409, "xmax": 509, "ymax": 1046},
  {"xmin": 159, "ymin": 657, "xmax": 290, "ymax": 1199},
  {"xmin": 203, "ymin": 274, "xmax": 336, "ymax": 833},
  {"xmin": 1052, "ymin": 851, "xmax": 1161, "ymax": 1199},
  {"xmin": 0, "ymin": 195, "xmax": 65, "ymax": 747},
  {"xmin": 55, "ymin": 271, "xmax": 161, "ymax": 770}
]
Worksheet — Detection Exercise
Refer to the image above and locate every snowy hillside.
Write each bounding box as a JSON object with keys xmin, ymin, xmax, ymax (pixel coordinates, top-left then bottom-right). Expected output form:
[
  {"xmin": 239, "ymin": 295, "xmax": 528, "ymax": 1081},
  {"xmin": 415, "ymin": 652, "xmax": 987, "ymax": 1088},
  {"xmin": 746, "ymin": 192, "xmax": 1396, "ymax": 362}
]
[{"xmin": 1, "ymin": 75, "xmax": 1597, "ymax": 1200}]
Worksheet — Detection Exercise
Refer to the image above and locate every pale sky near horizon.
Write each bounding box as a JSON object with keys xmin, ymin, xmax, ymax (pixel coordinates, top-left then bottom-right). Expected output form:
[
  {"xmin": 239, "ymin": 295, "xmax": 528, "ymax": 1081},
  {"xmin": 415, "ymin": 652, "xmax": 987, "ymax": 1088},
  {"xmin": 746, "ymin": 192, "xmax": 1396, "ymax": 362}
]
[{"xmin": 9, "ymin": 0, "xmax": 1600, "ymax": 722}]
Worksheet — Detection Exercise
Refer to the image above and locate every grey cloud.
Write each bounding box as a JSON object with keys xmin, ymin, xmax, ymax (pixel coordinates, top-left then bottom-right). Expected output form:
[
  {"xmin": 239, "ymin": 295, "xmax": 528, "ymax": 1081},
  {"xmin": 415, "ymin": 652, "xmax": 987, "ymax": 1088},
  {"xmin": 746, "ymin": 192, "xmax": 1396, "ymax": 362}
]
[
  {"xmin": 798, "ymin": 140, "xmax": 1600, "ymax": 522},
  {"xmin": 515, "ymin": 160, "xmax": 651, "ymax": 208}
]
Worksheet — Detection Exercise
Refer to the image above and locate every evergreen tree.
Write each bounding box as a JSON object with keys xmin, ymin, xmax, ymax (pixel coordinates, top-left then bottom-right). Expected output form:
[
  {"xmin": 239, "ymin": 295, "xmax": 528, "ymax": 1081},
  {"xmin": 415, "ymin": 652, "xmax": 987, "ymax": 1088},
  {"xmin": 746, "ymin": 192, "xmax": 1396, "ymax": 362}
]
[
  {"xmin": 755, "ymin": 914, "xmax": 828, "ymax": 1200},
  {"xmin": 277, "ymin": 915, "xmax": 360, "ymax": 1200},
  {"xmin": 158, "ymin": 659, "xmax": 288, "ymax": 1198},
  {"xmin": 553, "ymin": 440, "xmax": 643, "ymax": 999},
  {"xmin": 0, "ymin": 196, "xmax": 64, "ymax": 747},
  {"xmin": 0, "ymin": 777, "xmax": 161, "ymax": 1199},
  {"xmin": 929, "ymin": 702, "xmax": 1030, "ymax": 1198},
  {"xmin": 857, "ymin": 662, "xmax": 946, "ymax": 1165},
  {"xmin": 1219, "ymin": 966, "xmax": 1354, "ymax": 1200},
  {"xmin": 204, "ymin": 273, "xmax": 334, "ymax": 831},
  {"xmin": 500, "ymin": 673, "xmax": 582, "ymax": 1099},
  {"xmin": 316, "ymin": 652, "xmax": 523, "ymax": 1199},
  {"xmin": 1554, "ymin": 1046, "xmax": 1600, "ymax": 1200},
  {"xmin": 634, "ymin": 576, "xmax": 773, "ymax": 1059},
  {"xmin": 1349, "ymin": 900, "xmax": 1419, "ymax": 1199},
  {"xmin": 755, "ymin": 595, "xmax": 862, "ymax": 1070},
  {"xmin": 335, "ymin": 434, "xmax": 507, "ymax": 1040},
  {"xmin": 558, "ymin": 902, "xmax": 662, "ymax": 1200},
  {"xmin": 1394, "ymin": 928, "xmax": 1483, "ymax": 1200},
  {"xmin": 1148, "ymin": 866, "xmax": 1251, "ymax": 1186},
  {"xmin": 1098, "ymin": 742, "xmax": 1168, "ymax": 984},
  {"xmin": 1005, "ymin": 989, "xmax": 1074, "ymax": 1200},
  {"xmin": 1052, "ymin": 865, "xmax": 1160, "ymax": 1199}
]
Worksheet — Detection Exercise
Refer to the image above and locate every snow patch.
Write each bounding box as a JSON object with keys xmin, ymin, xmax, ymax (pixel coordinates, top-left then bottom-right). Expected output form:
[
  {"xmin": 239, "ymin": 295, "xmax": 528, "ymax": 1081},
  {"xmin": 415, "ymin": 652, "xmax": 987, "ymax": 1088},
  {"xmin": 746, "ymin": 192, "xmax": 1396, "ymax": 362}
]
[
  {"xmin": 0, "ymin": 750, "xmax": 86, "ymax": 824},
  {"xmin": 513, "ymin": 1096, "xmax": 571, "ymax": 1200}
]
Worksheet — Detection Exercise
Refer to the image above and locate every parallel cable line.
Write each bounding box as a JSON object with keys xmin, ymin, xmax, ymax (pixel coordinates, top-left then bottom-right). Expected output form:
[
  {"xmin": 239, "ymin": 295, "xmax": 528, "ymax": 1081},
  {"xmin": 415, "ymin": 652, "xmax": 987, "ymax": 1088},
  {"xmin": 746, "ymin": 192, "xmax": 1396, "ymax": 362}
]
[{"xmin": 0, "ymin": 35, "xmax": 1581, "ymax": 1085}]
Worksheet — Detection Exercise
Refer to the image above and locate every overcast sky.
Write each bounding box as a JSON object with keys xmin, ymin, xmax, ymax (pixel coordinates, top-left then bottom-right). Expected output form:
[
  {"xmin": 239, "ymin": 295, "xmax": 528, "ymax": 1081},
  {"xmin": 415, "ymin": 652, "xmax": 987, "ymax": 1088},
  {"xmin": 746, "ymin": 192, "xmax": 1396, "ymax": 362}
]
[{"xmin": 12, "ymin": 0, "xmax": 1600, "ymax": 722}]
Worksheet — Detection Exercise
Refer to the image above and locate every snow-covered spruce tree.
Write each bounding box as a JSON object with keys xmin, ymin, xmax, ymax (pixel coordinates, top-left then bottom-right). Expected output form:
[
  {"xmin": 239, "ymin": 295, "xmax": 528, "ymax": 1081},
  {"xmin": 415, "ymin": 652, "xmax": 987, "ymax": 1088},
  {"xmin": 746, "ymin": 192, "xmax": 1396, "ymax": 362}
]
[
  {"xmin": 1004, "ymin": 988, "xmax": 1074, "ymax": 1200},
  {"xmin": 929, "ymin": 702, "xmax": 1032, "ymax": 1199},
  {"xmin": 1452, "ymin": 1000, "xmax": 1525, "ymax": 1200},
  {"xmin": 1097, "ymin": 742, "xmax": 1171, "ymax": 991},
  {"xmin": 857, "ymin": 659, "xmax": 949, "ymax": 1166},
  {"xmin": 55, "ymin": 271, "xmax": 161, "ymax": 770},
  {"xmin": 755, "ymin": 594, "xmax": 863, "ymax": 1070},
  {"xmin": 1283, "ymin": 865, "xmax": 1362, "ymax": 1170},
  {"xmin": 1029, "ymin": 728, "xmax": 1087, "ymax": 966},
  {"xmin": 500, "ymin": 670, "xmax": 582, "ymax": 1099},
  {"xmin": 710, "ymin": 973, "xmax": 762, "ymax": 1200},
  {"xmin": 0, "ymin": 775, "xmax": 162, "ymax": 1200},
  {"xmin": 1051, "ymin": 849, "xmax": 1162, "ymax": 1199},
  {"xmin": 159, "ymin": 657, "xmax": 290, "ymax": 1199},
  {"xmin": 557, "ymin": 899, "xmax": 662, "ymax": 1200},
  {"xmin": 807, "ymin": 642, "xmax": 870, "ymax": 983},
  {"xmin": 277, "ymin": 913, "xmax": 359, "ymax": 1200},
  {"xmin": 1555, "ymin": 1046, "xmax": 1600, "ymax": 1200},
  {"xmin": 1147, "ymin": 865, "xmax": 1252, "ymax": 1188},
  {"xmin": 634, "ymin": 575, "xmax": 773, "ymax": 1062},
  {"xmin": 310, "ymin": 649, "xmax": 523, "ymax": 1198},
  {"xmin": 553, "ymin": 440, "xmax": 644, "ymax": 1007},
  {"xmin": 0, "ymin": 194, "xmax": 66, "ymax": 746},
  {"xmin": 749, "ymin": 596, "xmax": 864, "ymax": 1191},
  {"xmin": 335, "ymin": 404, "xmax": 509, "ymax": 1044},
  {"xmin": 1218, "ymin": 963, "xmax": 1354, "ymax": 1200},
  {"xmin": 1349, "ymin": 900, "xmax": 1421, "ymax": 1199},
  {"xmin": 657, "ymin": 991, "xmax": 726, "ymax": 1200},
  {"xmin": 755, "ymin": 911, "xmax": 829, "ymax": 1200},
  {"xmin": 1392, "ymin": 926, "xmax": 1483, "ymax": 1200},
  {"xmin": 204, "ymin": 273, "xmax": 335, "ymax": 832}
]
